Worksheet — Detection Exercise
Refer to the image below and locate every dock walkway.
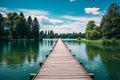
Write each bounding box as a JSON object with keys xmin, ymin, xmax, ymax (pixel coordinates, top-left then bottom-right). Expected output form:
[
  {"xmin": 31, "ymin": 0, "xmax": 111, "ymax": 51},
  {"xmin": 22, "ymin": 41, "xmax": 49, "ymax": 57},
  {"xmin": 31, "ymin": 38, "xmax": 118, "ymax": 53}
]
[{"xmin": 32, "ymin": 39, "xmax": 93, "ymax": 80}]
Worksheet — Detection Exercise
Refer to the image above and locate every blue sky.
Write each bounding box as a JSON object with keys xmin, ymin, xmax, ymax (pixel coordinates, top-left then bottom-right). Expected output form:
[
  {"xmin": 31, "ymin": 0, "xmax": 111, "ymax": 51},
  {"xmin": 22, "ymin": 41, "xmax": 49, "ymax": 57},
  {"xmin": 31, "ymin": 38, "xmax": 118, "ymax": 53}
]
[{"xmin": 0, "ymin": 0, "xmax": 120, "ymax": 33}]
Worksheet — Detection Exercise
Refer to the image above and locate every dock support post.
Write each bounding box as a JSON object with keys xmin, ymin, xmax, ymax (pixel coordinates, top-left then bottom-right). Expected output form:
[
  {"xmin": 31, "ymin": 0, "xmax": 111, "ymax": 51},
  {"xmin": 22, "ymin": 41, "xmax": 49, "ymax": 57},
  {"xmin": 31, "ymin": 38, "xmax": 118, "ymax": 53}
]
[
  {"xmin": 69, "ymin": 49, "xmax": 71, "ymax": 52},
  {"xmin": 39, "ymin": 62, "xmax": 43, "ymax": 66},
  {"xmin": 73, "ymin": 54, "xmax": 75, "ymax": 57},
  {"xmin": 88, "ymin": 73, "xmax": 94, "ymax": 79},
  {"xmin": 79, "ymin": 61, "xmax": 82, "ymax": 65},
  {"xmin": 30, "ymin": 73, "xmax": 36, "ymax": 80},
  {"xmin": 46, "ymin": 55, "xmax": 49, "ymax": 58},
  {"xmin": 50, "ymin": 50, "xmax": 52, "ymax": 52}
]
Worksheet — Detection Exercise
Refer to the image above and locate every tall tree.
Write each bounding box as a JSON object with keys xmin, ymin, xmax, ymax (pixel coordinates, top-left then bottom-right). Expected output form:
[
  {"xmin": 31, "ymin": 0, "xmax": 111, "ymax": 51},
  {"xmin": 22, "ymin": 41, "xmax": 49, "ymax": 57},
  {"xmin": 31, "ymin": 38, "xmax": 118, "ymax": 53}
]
[
  {"xmin": 27, "ymin": 16, "xmax": 33, "ymax": 39},
  {"xmin": 20, "ymin": 12, "xmax": 24, "ymax": 18},
  {"xmin": 100, "ymin": 3, "xmax": 120, "ymax": 39},
  {"xmin": 17, "ymin": 12, "xmax": 27, "ymax": 38},
  {"xmin": 0, "ymin": 13, "xmax": 4, "ymax": 39},
  {"xmin": 86, "ymin": 20, "xmax": 96, "ymax": 31},
  {"xmin": 39, "ymin": 31, "xmax": 44, "ymax": 40},
  {"xmin": 33, "ymin": 17, "xmax": 39, "ymax": 40},
  {"xmin": 86, "ymin": 20, "xmax": 101, "ymax": 40},
  {"xmin": 7, "ymin": 12, "xmax": 27, "ymax": 39},
  {"xmin": 3, "ymin": 17, "xmax": 10, "ymax": 39},
  {"xmin": 7, "ymin": 12, "xmax": 18, "ymax": 38}
]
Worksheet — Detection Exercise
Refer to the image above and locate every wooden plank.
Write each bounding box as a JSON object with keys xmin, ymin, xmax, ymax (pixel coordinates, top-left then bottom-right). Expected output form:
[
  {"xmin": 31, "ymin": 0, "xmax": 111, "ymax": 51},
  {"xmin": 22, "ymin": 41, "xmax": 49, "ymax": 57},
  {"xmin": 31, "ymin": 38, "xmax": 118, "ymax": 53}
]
[
  {"xmin": 34, "ymin": 79, "xmax": 92, "ymax": 80},
  {"xmin": 33, "ymin": 38, "xmax": 93, "ymax": 80}
]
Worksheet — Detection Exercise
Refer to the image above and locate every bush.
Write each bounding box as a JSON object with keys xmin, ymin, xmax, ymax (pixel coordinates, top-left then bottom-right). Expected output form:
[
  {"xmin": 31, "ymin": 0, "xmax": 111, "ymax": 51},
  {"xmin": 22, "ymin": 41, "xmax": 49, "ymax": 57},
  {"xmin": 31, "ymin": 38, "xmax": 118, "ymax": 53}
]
[
  {"xmin": 102, "ymin": 39, "xmax": 110, "ymax": 45},
  {"xmin": 102, "ymin": 38, "xmax": 118, "ymax": 46},
  {"xmin": 77, "ymin": 37, "xmax": 81, "ymax": 40},
  {"xmin": 111, "ymin": 38, "xmax": 117, "ymax": 45}
]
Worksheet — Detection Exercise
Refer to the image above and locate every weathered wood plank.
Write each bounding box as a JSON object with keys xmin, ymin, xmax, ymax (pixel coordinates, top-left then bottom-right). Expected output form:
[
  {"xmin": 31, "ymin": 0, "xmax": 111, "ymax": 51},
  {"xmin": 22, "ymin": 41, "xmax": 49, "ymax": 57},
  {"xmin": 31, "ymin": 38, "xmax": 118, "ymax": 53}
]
[{"xmin": 32, "ymin": 38, "xmax": 93, "ymax": 80}]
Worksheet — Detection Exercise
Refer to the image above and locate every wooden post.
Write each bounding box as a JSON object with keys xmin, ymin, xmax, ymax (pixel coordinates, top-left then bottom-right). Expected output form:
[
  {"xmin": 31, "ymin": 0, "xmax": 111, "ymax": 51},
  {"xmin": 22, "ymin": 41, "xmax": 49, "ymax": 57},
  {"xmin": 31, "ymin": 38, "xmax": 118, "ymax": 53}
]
[
  {"xmin": 46, "ymin": 55, "xmax": 49, "ymax": 58},
  {"xmin": 39, "ymin": 62, "xmax": 43, "ymax": 66},
  {"xmin": 73, "ymin": 54, "xmax": 75, "ymax": 57},
  {"xmin": 79, "ymin": 61, "xmax": 82, "ymax": 65},
  {"xmin": 69, "ymin": 49, "xmax": 71, "ymax": 52},
  {"xmin": 50, "ymin": 50, "xmax": 52, "ymax": 52},
  {"xmin": 30, "ymin": 73, "xmax": 36, "ymax": 80},
  {"xmin": 88, "ymin": 73, "xmax": 94, "ymax": 79}
]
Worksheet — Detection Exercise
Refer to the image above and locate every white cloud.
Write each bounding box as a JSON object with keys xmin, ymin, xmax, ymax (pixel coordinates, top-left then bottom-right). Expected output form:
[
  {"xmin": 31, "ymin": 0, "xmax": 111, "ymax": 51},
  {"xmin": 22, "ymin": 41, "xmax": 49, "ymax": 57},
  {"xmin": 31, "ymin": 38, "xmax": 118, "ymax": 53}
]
[
  {"xmin": 49, "ymin": 15, "xmax": 102, "ymax": 33},
  {"xmin": 62, "ymin": 15, "xmax": 102, "ymax": 25},
  {"xmin": 0, "ymin": 11, "xmax": 6, "ymax": 17},
  {"xmin": 0, "ymin": 7, "xmax": 49, "ymax": 17},
  {"xmin": 0, "ymin": 7, "xmax": 8, "ymax": 11},
  {"xmin": 0, "ymin": 7, "xmax": 64, "ymax": 27},
  {"xmin": 0, "ymin": 7, "xmax": 12, "ymax": 16},
  {"xmin": 41, "ymin": 22, "xmax": 85, "ymax": 33},
  {"xmin": 17, "ymin": 9, "xmax": 64, "ymax": 25},
  {"xmin": 36, "ymin": 16, "xmax": 64, "ymax": 25},
  {"xmin": 84, "ymin": 7, "xmax": 100, "ymax": 15},
  {"xmin": 41, "ymin": 14, "xmax": 104, "ymax": 33},
  {"xmin": 69, "ymin": 0, "xmax": 76, "ymax": 2}
]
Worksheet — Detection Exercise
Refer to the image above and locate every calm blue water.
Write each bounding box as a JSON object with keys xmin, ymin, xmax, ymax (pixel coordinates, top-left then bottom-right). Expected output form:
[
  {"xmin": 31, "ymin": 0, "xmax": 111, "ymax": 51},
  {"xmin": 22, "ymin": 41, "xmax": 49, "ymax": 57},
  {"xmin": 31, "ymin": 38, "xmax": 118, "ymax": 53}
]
[{"xmin": 0, "ymin": 39, "xmax": 120, "ymax": 80}]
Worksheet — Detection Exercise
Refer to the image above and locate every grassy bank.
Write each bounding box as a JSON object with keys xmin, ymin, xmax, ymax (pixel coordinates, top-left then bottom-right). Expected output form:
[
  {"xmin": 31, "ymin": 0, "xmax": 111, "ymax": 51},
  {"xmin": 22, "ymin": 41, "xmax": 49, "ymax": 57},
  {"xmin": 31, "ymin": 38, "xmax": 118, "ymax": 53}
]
[
  {"xmin": 79, "ymin": 39, "xmax": 102, "ymax": 45},
  {"xmin": 78, "ymin": 39, "xmax": 120, "ymax": 49}
]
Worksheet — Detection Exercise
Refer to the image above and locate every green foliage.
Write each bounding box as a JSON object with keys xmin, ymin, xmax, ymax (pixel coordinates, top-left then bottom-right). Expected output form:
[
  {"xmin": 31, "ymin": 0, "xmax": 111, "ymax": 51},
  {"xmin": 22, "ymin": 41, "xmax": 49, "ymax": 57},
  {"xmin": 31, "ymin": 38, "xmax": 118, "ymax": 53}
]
[
  {"xmin": 32, "ymin": 17, "xmax": 39, "ymax": 40},
  {"xmin": 0, "ymin": 12, "xmax": 40, "ymax": 40},
  {"xmin": 85, "ymin": 20, "xmax": 101, "ymax": 40},
  {"xmin": 0, "ymin": 13, "xmax": 9, "ymax": 40},
  {"xmin": 77, "ymin": 37, "xmax": 81, "ymax": 40},
  {"xmin": 100, "ymin": 3, "xmax": 120, "ymax": 39},
  {"xmin": 102, "ymin": 39, "xmax": 111, "ymax": 45},
  {"xmin": 0, "ymin": 13, "xmax": 4, "ymax": 39},
  {"xmin": 85, "ymin": 3, "xmax": 120, "ymax": 40},
  {"xmin": 86, "ymin": 30, "xmax": 101, "ymax": 40},
  {"xmin": 27, "ymin": 16, "xmax": 33, "ymax": 39},
  {"xmin": 39, "ymin": 30, "xmax": 83, "ymax": 39},
  {"xmin": 86, "ymin": 20, "xmax": 96, "ymax": 30},
  {"xmin": 111, "ymin": 38, "xmax": 118, "ymax": 45},
  {"xmin": 102, "ymin": 38, "xmax": 118, "ymax": 46},
  {"xmin": 18, "ymin": 12, "xmax": 27, "ymax": 38},
  {"xmin": 1, "ymin": 11, "xmax": 85, "ymax": 40},
  {"xmin": 15, "ymin": 13, "xmax": 27, "ymax": 38}
]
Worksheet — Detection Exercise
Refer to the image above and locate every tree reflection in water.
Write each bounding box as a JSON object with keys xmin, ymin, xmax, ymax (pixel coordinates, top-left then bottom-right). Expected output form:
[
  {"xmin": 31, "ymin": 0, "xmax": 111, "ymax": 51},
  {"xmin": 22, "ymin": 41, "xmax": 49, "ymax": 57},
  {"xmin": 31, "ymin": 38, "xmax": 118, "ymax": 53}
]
[
  {"xmin": 0, "ymin": 40, "xmax": 39, "ymax": 68},
  {"xmin": 86, "ymin": 44, "xmax": 120, "ymax": 80}
]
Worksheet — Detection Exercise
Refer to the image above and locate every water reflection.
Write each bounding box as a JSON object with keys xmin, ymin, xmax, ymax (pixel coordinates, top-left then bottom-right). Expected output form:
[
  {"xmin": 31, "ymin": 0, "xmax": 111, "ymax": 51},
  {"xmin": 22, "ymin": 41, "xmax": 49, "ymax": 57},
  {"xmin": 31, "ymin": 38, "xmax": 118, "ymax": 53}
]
[
  {"xmin": 38, "ymin": 39, "xmax": 56, "ymax": 62},
  {"xmin": 0, "ymin": 40, "xmax": 55, "ymax": 80},
  {"xmin": 0, "ymin": 39, "xmax": 120, "ymax": 80},
  {"xmin": 86, "ymin": 44, "xmax": 100, "ymax": 61},
  {"xmin": 85, "ymin": 44, "xmax": 120, "ymax": 80},
  {"xmin": 64, "ymin": 41, "xmax": 120, "ymax": 80},
  {"xmin": 0, "ymin": 41, "xmax": 39, "ymax": 68}
]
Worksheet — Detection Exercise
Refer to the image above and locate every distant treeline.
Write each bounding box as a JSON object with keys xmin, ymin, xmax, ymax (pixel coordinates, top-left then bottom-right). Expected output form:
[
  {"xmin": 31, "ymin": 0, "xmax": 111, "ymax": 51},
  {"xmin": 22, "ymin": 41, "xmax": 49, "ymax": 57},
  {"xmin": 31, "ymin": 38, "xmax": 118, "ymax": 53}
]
[
  {"xmin": 40, "ymin": 30, "xmax": 85, "ymax": 39},
  {"xmin": 85, "ymin": 3, "xmax": 120, "ymax": 40},
  {"xmin": 0, "ymin": 12, "xmax": 84, "ymax": 41}
]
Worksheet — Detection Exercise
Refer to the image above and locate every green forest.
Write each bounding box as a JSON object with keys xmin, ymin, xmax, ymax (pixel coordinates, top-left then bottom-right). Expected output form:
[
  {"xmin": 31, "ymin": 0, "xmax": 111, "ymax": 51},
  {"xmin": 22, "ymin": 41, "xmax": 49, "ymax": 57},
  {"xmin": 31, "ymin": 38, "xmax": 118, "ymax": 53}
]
[
  {"xmin": 0, "ymin": 12, "xmax": 39, "ymax": 40},
  {"xmin": 85, "ymin": 3, "xmax": 120, "ymax": 40},
  {"xmin": 0, "ymin": 3, "xmax": 120, "ymax": 41}
]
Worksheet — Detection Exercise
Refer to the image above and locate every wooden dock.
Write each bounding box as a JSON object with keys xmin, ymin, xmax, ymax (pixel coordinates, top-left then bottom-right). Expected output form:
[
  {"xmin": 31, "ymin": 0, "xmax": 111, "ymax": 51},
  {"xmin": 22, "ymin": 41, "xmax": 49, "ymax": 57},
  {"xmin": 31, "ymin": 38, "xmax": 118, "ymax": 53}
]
[{"xmin": 31, "ymin": 38, "xmax": 93, "ymax": 80}]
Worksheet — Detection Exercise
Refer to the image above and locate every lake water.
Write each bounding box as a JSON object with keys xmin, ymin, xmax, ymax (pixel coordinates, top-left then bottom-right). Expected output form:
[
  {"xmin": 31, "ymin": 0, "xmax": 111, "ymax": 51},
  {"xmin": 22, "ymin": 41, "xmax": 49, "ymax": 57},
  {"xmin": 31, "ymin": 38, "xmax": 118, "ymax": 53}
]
[{"xmin": 0, "ymin": 39, "xmax": 120, "ymax": 80}]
